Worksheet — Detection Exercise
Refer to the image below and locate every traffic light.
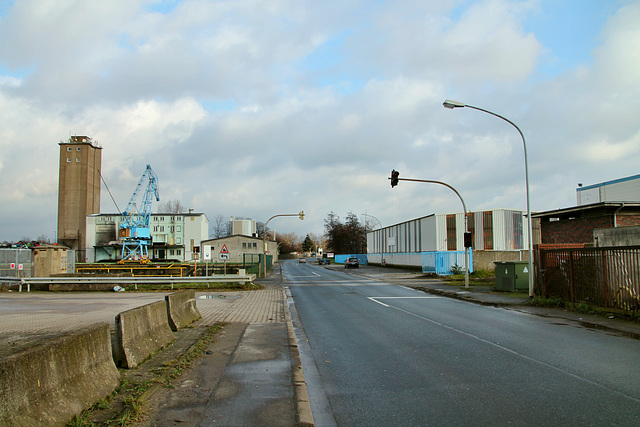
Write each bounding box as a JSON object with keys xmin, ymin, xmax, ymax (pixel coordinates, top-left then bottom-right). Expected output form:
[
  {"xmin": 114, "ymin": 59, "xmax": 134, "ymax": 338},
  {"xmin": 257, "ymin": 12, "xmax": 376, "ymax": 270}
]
[
  {"xmin": 464, "ymin": 232, "xmax": 472, "ymax": 248},
  {"xmin": 390, "ymin": 169, "xmax": 399, "ymax": 187}
]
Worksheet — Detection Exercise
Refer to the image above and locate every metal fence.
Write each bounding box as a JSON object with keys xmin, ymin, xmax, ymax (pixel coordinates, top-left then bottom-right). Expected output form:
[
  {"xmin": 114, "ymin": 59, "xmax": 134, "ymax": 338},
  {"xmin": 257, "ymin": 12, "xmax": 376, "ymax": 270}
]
[
  {"xmin": 0, "ymin": 249, "xmax": 33, "ymax": 278},
  {"xmin": 539, "ymin": 246, "xmax": 640, "ymax": 313},
  {"xmin": 422, "ymin": 250, "xmax": 473, "ymax": 275}
]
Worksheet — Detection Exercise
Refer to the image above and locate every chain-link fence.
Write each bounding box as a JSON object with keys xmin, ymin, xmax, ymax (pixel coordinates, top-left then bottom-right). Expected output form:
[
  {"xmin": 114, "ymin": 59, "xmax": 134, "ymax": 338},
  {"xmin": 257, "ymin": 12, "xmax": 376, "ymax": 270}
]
[{"xmin": 0, "ymin": 249, "xmax": 33, "ymax": 278}]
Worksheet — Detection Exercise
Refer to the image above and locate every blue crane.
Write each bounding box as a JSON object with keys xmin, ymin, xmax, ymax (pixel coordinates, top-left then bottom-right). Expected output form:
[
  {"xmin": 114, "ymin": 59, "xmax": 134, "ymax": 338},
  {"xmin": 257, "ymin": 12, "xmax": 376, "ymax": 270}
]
[{"xmin": 119, "ymin": 164, "xmax": 160, "ymax": 261}]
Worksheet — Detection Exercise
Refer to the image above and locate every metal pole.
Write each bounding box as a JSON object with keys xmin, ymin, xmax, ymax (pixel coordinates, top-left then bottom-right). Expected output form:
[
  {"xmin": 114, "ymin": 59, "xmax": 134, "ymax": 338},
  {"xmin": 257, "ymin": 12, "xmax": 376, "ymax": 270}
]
[
  {"xmin": 362, "ymin": 213, "xmax": 384, "ymax": 267},
  {"xmin": 443, "ymin": 100, "xmax": 534, "ymax": 297},
  {"xmin": 262, "ymin": 211, "xmax": 305, "ymax": 278},
  {"xmin": 392, "ymin": 177, "xmax": 470, "ymax": 288}
]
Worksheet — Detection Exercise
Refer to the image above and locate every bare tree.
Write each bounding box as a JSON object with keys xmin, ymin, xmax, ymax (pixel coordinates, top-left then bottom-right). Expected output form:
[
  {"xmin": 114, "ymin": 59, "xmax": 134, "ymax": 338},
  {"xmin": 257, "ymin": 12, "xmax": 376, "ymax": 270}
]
[
  {"xmin": 158, "ymin": 200, "xmax": 186, "ymax": 213},
  {"xmin": 210, "ymin": 214, "xmax": 231, "ymax": 239}
]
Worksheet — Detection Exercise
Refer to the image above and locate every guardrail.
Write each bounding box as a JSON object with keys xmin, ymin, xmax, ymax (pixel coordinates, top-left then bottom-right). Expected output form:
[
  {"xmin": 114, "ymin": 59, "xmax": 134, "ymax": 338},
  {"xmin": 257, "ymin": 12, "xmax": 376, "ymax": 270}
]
[{"xmin": 0, "ymin": 274, "xmax": 256, "ymax": 292}]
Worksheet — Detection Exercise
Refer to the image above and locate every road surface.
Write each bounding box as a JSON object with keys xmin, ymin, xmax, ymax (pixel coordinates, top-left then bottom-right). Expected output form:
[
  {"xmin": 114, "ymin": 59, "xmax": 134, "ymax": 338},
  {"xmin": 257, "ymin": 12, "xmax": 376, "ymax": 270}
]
[{"xmin": 284, "ymin": 260, "xmax": 640, "ymax": 426}]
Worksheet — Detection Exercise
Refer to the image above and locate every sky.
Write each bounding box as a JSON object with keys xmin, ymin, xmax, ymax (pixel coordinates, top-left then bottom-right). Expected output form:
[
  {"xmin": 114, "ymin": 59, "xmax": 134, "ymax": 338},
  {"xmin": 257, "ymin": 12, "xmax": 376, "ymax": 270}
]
[{"xmin": 0, "ymin": 0, "xmax": 639, "ymax": 243}]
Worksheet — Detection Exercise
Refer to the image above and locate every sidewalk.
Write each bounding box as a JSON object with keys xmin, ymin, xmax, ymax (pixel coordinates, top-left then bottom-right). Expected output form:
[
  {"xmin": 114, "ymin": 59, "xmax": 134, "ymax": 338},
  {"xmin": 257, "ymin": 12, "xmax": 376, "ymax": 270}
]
[{"xmin": 136, "ymin": 265, "xmax": 312, "ymax": 427}]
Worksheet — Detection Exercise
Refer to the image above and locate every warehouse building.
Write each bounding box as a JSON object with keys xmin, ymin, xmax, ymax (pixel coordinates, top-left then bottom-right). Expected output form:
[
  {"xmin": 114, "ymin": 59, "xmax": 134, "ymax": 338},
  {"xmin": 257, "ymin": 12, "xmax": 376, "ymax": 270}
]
[{"xmin": 366, "ymin": 208, "xmax": 536, "ymax": 271}]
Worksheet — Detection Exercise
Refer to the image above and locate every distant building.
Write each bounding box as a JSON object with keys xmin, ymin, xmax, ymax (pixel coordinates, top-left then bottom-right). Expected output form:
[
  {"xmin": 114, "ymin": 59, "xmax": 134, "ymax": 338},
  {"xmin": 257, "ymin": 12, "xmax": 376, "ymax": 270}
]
[
  {"xmin": 367, "ymin": 208, "xmax": 536, "ymax": 270},
  {"xmin": 577, "ymin": 173, "xmax": 640, "ymax": 205},
  {"xmin": 231, "ymin": 218, "xmax": 257, "ymax": 236},
  {"xmin": 200, "ymin": 235, "xmax": 278, "ymax": 264},
  {"xmin": 57, "ymin": 136, "xmax": 102, "ymax": 262},
  {"xmin": 85, "ymin": 213, "xmax": 209, "ymax": 262}
]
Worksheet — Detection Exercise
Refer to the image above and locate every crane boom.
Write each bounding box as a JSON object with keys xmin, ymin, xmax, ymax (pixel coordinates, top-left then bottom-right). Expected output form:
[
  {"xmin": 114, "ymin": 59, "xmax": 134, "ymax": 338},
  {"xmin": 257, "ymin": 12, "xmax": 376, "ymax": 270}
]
[{"xmin": 119, "ymin": 164, "xmax": 160, "ymax": 261}]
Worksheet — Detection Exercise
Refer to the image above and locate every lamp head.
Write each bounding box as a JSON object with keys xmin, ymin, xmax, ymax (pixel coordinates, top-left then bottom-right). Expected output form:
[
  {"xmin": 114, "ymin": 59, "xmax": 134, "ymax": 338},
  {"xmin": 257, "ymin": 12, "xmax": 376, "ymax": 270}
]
[
  {"xmin": 443, "ymin": 99, "xmax": 465, "ymax": 109},
  {"xmin": 299, "ymin": 211, "xmax": 305, "ymax": 220}
]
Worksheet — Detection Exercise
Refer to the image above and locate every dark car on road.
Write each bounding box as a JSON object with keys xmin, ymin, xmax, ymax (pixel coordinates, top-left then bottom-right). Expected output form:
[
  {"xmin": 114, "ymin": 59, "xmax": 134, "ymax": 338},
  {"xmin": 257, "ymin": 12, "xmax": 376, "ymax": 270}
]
[
  {"xmin": 317, "ymin": 258, "xmax": 330, "ymax": 265},
  {"xmin": 345, "ymin": 257, "xmax": 359, "ymax": 268}
]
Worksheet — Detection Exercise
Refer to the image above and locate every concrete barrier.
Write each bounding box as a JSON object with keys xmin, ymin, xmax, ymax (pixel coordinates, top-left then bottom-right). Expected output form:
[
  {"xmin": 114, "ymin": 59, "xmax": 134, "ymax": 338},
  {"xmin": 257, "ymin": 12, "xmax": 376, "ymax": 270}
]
[
  {"xmin": 0, "ymin": 323, "xmax": 120, "ymax": 427},
  {"xmin": 166, "ymin": 289, "xmax": 201, "ymax": 331},
  {"xmin": 114, "ymin": 300, "xmax": 175, "ymax": 369}
]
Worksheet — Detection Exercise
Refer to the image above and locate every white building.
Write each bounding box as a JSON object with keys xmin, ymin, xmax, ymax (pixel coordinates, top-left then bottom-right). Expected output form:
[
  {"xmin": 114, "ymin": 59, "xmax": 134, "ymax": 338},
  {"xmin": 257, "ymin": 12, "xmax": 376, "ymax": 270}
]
[
  {"xmin": 231, "ymin": 218, "xmax": 257, "ymax": 236},
  {"xmin": 367, "ymin": 208, "xmax": 530, "ymax": 270},
  {"xmin": 577, "ymin": 173, "xmax": 640, "ymax": 205},
  {"xmin": 85, "ymin": 212, "xmax": 209, "ymax": 262}
]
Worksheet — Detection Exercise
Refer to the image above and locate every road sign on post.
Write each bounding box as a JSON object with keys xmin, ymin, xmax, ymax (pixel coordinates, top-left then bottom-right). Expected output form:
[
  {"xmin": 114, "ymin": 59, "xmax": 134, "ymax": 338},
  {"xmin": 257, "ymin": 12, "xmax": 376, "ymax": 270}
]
[{"xmin": 219, "ymin": 253, "xmax": 230, "ymax": 260}]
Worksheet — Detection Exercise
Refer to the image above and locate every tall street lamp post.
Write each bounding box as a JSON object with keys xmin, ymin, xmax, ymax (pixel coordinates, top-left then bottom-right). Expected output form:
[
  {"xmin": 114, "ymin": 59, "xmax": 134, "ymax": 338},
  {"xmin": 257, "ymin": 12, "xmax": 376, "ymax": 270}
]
[
  {"xmin": 362, "ymin": 213, "xmax": 385, "ymax": 267},
  {"xmin": 443, "ymin": 100, "xmax": 534, "ymax": 297},
  {"xmin": 390, "ymin": 173, "xmax": 470, "ymax": 288},
  {"xmin": 262, "ymin": 211, "xmax": 305, "ymax": 278}
]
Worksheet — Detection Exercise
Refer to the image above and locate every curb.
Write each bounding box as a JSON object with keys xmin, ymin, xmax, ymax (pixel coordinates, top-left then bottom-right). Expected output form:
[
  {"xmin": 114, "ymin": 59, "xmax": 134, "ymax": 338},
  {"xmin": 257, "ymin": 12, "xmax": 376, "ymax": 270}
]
[{"xmin": 283, "ymin": 286, "xmax": 315, "ymax": 426}]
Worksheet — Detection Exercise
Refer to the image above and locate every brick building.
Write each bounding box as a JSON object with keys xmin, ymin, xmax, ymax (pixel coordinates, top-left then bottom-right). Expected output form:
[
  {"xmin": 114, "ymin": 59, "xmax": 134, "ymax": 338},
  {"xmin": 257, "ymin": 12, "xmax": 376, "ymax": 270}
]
[{"xmin": 532, "ymin": 202, "xmax": 640, "ymax": 245}]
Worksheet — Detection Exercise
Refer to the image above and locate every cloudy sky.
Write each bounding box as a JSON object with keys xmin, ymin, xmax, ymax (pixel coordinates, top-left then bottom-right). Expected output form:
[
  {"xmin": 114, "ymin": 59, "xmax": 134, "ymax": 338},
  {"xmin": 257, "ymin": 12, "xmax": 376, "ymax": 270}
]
[{"xmin": 0, "ymin": 0, "xmax": 639, "ymax": 243}]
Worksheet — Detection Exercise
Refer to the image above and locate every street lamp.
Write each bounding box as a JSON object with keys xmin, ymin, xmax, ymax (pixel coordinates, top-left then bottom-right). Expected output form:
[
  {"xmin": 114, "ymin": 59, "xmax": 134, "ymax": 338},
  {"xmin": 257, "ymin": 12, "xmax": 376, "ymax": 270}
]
[
  {"xmin": 262, "ymin": 211, "xmax": 305, "ymax": 278},
  {"xmin": 362, "ymin": 213, "xmax": 385, "ymax": 267},
  {"xmin": 443, "ymin": 99, "xmax": 534, "ymax": 297},
  {"xmin": 389, "ymin": 174, "xmax": 470, "ymax": 288}
]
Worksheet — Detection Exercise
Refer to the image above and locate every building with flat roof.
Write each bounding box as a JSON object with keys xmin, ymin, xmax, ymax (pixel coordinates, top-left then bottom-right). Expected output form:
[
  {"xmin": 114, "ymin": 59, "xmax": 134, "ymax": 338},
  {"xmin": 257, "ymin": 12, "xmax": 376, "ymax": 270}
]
[
  {"xmin": 577, "ymin": 173, "xmax": 640, "ymax": 205},
  {"xmin": 57, "ymin": 136, "xmax": 102, "ymax": 262},
  {"xmin": 85, "ymin": 212, "xmax": 209, "ymax": 262}
]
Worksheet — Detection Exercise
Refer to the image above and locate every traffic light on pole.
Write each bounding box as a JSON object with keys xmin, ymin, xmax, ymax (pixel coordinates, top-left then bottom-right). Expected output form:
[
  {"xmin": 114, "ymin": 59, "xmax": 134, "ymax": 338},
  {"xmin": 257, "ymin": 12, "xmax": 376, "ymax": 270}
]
[
  {"xmin": 390, "ymin": 169, "xmax": 399, "ymax": 187},
  {"xmin": 464, "ymin": 232, "xmax": 472, "ymax": 248}
]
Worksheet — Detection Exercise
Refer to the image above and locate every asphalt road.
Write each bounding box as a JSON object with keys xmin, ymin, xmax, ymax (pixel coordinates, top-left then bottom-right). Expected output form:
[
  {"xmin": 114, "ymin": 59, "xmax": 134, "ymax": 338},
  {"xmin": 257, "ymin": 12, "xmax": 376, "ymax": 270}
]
[{"xmin": 284, "ymin": 260, "xmax": 640, "ymax": 426}]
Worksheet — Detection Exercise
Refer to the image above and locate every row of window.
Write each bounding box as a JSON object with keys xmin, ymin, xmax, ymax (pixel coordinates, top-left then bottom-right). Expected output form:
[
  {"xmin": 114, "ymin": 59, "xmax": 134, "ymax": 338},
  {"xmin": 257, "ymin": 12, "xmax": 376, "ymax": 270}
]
[
  {"xmin": 152, "ymin": 226, "xmax": 181, "ymax": 232},
  {"xmin": 66, "ymin": 158, "xmax": 81, "ymax": 163},
  {"xmin": 242, "ymin": 242, "xmax": 258, "ymax": 249},
  {"xmin": 152, "ymin": 216, "xmax": 183, "ymax": 221},
  {"xmin": 66, "ymin": 146, "xmax": 82, "ymax": 151}
]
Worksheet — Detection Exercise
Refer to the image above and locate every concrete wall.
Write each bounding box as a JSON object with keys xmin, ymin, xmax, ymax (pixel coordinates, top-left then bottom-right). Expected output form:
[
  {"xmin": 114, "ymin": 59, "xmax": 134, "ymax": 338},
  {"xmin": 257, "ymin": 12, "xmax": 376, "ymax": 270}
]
[
  {"xmin": 32, "ymin": 246, "xmax": 68, "ymax": 277},
  {"xmin": 594, "ymin": 225, "xmax": 640, "ymax": 247},
  {"xmin": 473, "ymin": 250, "xmax": 528, "ymax": 271},
  {"xmin": 0, "ymin": 323, "xmax": 120, "ymax": 427},
  {"xmin": 166, "ymin": 289, "xmax": 201, "ymax": 331},
  {"xmin": 114, "ymin": 300, "xmax": 175, "ymax": 368}
]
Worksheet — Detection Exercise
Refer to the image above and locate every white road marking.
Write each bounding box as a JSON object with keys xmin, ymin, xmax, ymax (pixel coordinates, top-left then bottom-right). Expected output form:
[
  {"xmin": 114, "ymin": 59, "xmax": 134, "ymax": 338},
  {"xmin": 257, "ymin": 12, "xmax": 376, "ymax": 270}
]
[{"xmin": 367, "ymin": 296, "xmax": 440, "ymax": 307}]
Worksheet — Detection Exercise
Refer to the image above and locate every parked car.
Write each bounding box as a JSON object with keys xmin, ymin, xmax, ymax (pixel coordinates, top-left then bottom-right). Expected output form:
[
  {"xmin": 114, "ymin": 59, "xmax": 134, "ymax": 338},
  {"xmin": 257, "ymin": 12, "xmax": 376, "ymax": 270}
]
[
  {"xmin": 345, "ymin": 257, "xmax": 359, "ymax": 268},
  {"xmin": 298, "ymin": 258, "xmax": 306, "ymax": 263}
]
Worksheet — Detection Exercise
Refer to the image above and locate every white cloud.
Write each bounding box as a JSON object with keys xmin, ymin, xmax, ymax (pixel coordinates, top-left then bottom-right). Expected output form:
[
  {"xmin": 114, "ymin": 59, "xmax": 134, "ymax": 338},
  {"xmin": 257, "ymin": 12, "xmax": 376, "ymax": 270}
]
[{"xmin": 0, "ymin": 0, "xmax": 639, "ymax": 243}]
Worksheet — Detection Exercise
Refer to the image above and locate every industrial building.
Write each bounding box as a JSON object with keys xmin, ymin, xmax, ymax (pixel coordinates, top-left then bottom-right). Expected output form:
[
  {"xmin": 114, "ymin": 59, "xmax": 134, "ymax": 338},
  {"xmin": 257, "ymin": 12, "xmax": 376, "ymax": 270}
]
[
  {"xmin": 577, "ymin": 173, "xmax": 640, "ymax": 205},
  {"xmin": 57, "ymin": 136, "xmax": 102, "ymax": 261},
  {"xmin": 366, "ymin": 208, "xmax": 535, "ymax": 271},
  {"xmin": 85, "ymin": 213, "xmax": 208, "ymax": 262}
]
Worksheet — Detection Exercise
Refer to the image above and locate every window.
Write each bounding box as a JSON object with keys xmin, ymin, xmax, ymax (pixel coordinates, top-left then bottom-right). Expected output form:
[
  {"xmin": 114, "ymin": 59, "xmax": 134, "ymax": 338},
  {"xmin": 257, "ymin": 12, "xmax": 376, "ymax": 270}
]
[
  {"xmin": 153, "ymin": 226, "xmax": 159, "ymax": 232},
  {"xmin": 177, "ymin": 249, "xmax": 182, "ymax": 255},
  {"xmin": 76, "ymin": 158, "xmax": 80, "ymax": 162},
  {"xmin": 513, "ymin": 212, "xmax": 523, "ymax": 249},
  {"xmin": 170, "ymin": 226, "xmax": 174, "ymax": 232},
  {"xmin": 160, "ymin": 226, "xmax": 164, "ymax": 232},
  {"xmin": 483, "ymin": 211, "xmax": 494, "ymax": 250},
  {"xmin": 242, "ymin": 243, "xmax": 247, "ymax": 248},
  {"xmin": 76, "ymin": 147, "xmax": 81, "ymax": 151},
  {"xmin": 176, "ymin": 226, "xmax": 181, "ymax": 232},
  {"xmin": 176, "ymin": 216, "xmax": 182, "ymax": 221},
  {"xmin": 67, "ymin": 147, "xmax": 71, "ymax": 151},
  {"xmin": 253, "ymin": 243, "xmax": 257, "ymax": 248},
  {"xmin": 446, "ymin": 214, "xmax": 457, "ymax": 251},
  {"xmin": 169, "ymin": 249, "xmax": 175, "ymax": 255},
  {"xmin": 66, "ymin": 158, "xmax": 71, "ymax": 163}
]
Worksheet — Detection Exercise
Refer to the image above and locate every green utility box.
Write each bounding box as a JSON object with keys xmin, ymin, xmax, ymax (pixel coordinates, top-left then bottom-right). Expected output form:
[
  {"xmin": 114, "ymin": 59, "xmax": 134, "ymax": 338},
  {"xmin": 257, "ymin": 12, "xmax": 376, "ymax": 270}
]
[{"xmin": 494, "ymin": 261, "xmax": 530, "ymax": 292}]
